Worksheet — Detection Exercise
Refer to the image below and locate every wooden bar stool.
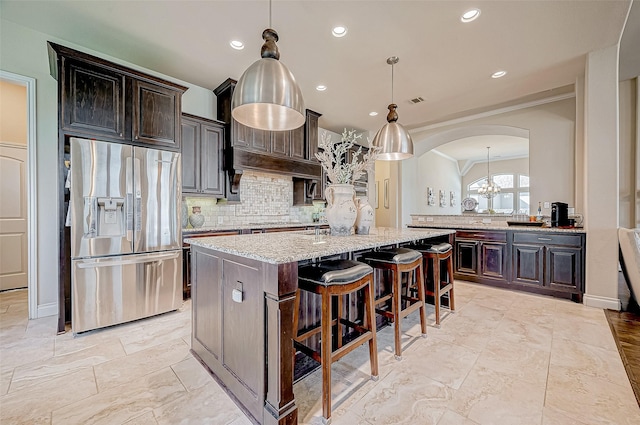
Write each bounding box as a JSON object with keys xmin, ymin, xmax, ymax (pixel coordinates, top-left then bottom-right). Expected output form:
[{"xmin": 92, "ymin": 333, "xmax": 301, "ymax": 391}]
[
  {"xmin": 414, "ymin": 242, "xmax": 455, "ymax": 327},
  {"xmin": 361, "ymin": 247, "xmax": 427, "ymax": 360},
  {"xmin": 293, "ymin": 259, "xmax": 378, "ymax": 424}
]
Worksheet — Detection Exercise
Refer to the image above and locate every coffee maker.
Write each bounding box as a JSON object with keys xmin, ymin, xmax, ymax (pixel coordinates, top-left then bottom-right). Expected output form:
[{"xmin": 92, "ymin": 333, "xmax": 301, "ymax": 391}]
[{"xmin": 551, "ymin": 202, "xmax": 570, "ymax": 227}]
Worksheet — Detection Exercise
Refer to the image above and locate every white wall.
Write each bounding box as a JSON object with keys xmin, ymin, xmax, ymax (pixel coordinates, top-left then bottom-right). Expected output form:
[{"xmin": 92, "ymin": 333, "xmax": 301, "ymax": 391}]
[
  {"xmin": 619, "ymin": 77, "xmax": 638, "ymax": 228},
  {"xmin": 582, "ymin": 44, "xmax": 620, "ymax": 309},
  {"xmin": 403, "ymin": 98, "xmax": 575, "ymax": 227},
  {"xmin": 0, "ymin": 19, "xmax": 217, "ymax": 317},
  {"xmin": 402, "ymin": 151, "xmax": 462, "ymax": 219}
]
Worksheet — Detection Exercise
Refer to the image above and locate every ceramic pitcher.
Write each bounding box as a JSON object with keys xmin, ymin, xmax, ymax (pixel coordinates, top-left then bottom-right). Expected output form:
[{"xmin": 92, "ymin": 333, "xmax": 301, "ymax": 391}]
[{"xmin": 325, "ymin": 184, "xmax": 357, "ymax": 236}]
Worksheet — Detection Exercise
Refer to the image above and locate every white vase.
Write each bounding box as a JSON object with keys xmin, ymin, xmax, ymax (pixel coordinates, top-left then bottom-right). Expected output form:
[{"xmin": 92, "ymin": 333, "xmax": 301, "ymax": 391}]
[
  {"xmin": 188, "ymin": 206, "xmax": 205, "ymax": 228},
  {"xmin": 354, "ymin": 197, "xmax": 374, "ymax": 235},
  {"xmin": 325, "ymin": 184, "xmax": 357, "ymax": 236}
]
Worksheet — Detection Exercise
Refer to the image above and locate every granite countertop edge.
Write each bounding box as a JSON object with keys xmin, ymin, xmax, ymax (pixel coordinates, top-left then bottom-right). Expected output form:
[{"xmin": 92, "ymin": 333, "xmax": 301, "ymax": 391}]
[
  {"xmin": 185, "ymin": 228, "xmax": 455, "ymax": 264},
  {"xmin": 182, "ymin": 222, "xmax": 327, "ymax": 234},
  {"xmin": 408, "ymin": 223, "xmax": 586, "ymax": 233}
]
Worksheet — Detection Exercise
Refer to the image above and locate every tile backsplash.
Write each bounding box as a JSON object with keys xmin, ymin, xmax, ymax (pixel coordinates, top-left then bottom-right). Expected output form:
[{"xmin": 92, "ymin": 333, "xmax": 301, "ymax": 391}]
[{"xmin": 183, "ymin": 170, "xmax": 321, "ymax": 228}]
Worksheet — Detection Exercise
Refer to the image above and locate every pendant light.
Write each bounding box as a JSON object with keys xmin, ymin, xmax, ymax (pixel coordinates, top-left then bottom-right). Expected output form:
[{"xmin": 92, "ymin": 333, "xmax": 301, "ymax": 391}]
[
  {"xmin": 372, "ymin": 56, "xmax": 414, "ymax": 160},
  {"xmin": 231, "ymin": 0, "xmax": 305, "ymax": 131},
  {"xmin": 478, "ymin": 147, "xmax": 501, "ymax": 198}
]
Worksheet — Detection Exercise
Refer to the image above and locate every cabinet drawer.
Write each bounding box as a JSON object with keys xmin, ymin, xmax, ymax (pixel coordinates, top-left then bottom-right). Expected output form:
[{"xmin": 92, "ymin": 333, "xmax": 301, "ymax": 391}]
[
  {"xmin": 456, "ymin": 230, "xmax": 506, "ymax": 242},
  {"xmin": 513, "ymin": 232, "xmax": 582, "ymax": 247}
]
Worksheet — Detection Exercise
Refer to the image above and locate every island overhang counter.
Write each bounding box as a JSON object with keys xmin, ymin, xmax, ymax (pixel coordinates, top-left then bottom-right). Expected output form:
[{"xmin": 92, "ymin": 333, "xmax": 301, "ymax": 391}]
[{"xmin": 185, "ymin": 227, "xmax": 454, "ymax": 425}]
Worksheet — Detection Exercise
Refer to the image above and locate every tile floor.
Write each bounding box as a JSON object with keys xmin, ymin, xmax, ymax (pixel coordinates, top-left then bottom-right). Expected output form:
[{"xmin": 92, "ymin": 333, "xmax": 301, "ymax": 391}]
[{"xmin": 1, "ymin": 282, "xmax": 639, "ymax": 425}]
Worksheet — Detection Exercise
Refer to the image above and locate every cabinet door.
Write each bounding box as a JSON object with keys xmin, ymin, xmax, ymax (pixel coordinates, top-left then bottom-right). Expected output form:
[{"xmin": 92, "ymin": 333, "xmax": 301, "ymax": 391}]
[
  {"xmin": 181, "ymin": 117, "xmax": 200, "ymax": 194},
  {"xmin": 290, "ymin": 125, "xmax": 305, "ymax": 159},
  {"xmin": 512, "ymin": 243, "xmax": 544, "ymax": 286},
  {"xmin": 62, "ymin": 59, "xmax": 126, "ymax": 139},
  {"xmin": 480, "ymin": 242, "xmax": 508, "ymax": 280},
  {"xmin": 232, "ymin": 120, "xmax": 250, "ymax": 147},
  {"xmin": 200, "ymin": 123, "xmax": 225, "ymax": 196},
  {"xmin": 221, "ymin": 259, "xmax": 264, "ymax": 398},
  {"xmin": 192, "ymin": 250, "xmax": 222, "ymax": 360},
  {"xmin": 132, "ymin": 80, "xmax": 181, "ymax": 148},
  {"xmin": 455, "ymin": 240, "xmax": 478, "ymax": 275},
  {"xmin": 305, "ymin": 110, "xmax": 321, "ymax": 161},
  {"xmin": 546, "ymin": 246, "xmax": 582, "ymax": 291},
  {"xmin": 271, "ymin": 130, "xmax": 291, "ymax": 157}
]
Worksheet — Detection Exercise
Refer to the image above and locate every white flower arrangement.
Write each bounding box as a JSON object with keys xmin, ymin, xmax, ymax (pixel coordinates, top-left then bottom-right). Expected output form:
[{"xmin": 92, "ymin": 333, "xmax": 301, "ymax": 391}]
[{"xmin": 315, "ymin": 129, "xmax": 381, "ymax": 185}]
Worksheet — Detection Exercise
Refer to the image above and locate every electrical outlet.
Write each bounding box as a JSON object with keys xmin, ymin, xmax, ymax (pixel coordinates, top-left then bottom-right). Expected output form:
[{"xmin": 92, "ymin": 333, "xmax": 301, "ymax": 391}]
[
  {"xmin": 418, "ymin": 217, "xmax": 425, "ymax": 222},
  {"xmin": 482, "ymin": 218, "xmax": 492, "ymax": 224},
  {"xmin": 426, "ymin": 217, "xmax": 434, "ymax": 222},
  {"xmin": 218, "ymin": 217, "xmax": 223, "ymax": 224},
  {"xmin": 544, "ymin": 202, "xmax": 550, "ymax": 209}
]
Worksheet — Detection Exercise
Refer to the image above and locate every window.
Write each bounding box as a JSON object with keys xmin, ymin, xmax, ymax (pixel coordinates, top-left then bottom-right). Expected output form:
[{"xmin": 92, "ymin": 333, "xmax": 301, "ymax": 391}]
[{"xmin": 467, "ymin": 173, "xmax": 530, "ymax": 214}]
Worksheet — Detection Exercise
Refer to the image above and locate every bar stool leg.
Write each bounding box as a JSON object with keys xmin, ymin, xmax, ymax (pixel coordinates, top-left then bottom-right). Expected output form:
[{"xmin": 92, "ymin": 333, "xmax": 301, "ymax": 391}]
[
  {"xmin": 433, "ymin": 255, "xmax": 442, "ymax": 328},
  {"xmin": 447, "ymin": 254, "xmax": 456, "ymax": 312},
  {"xmin": 392, "ymin": 268, "xmax": 403, "ymax": 360},
  {"xmin": 416, "ymin": 262, "xmax": 428, "ymax": 337},
  {"xmin": 363, "ymin": 280, "xmax": 379, "ymax": 380},
  {"xmin": 321, "ymin": 291, "xmax": 332, "ymax": 423}
]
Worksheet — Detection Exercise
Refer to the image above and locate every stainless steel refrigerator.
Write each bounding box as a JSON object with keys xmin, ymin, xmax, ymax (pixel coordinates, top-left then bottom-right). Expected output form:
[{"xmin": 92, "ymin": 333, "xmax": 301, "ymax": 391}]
[{"xmin": 70, "ymin": 137, "xmax": 182, "ymax": 333}]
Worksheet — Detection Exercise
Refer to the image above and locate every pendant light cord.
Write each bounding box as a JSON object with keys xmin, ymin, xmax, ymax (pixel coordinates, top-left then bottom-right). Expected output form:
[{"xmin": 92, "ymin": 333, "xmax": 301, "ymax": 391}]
[
  {"xmin": 391, "ymin": 62, "xmax": 394, "ymax": 104},
  {"xmin": 269, "ymin": 0, "xmax": 272, "ymax": 28}
]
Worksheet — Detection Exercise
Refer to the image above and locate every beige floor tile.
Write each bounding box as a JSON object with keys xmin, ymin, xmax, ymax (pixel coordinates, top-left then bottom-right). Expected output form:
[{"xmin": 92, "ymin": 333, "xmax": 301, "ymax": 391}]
[
  {"xmin": 331, "ymin": 410, "xmax": 373, "ymax": 425},
  {"xmin": 93, "ymin": 337, "xmax": 190, "ymax": 391},
  {"xmin": 545, "ymin": 364, "xmax": 639, "ymax": 425},
  {"xmin": 350, "ymin": 367, "xmax": 453, "ymax": 425},
  {"xmin": 153, "ymin": 381, "xmax": 247, "ymax": 425},
  {"xmin": 0, "ymin": 367, "xmax": 97, "ymax": 425},
  {"xmin": 118, "ymin": 307, "xmax": 191, "ymax": 355},
  {"xmin": 123, "ymin": 411, "xmax": 159, "ymax": 425},
  {"xmin": 449, "ymin": 365, "xmax": 545, "ymax": 425},
  {"xmin": 171, "ymin": 355, "xmax": 216, "ymax": 392},
  {"xmin": 541, "ymin": 406, "xmax": 589, "ymax": 425},
  {"xmin": 436, "ymin": 409, "xmax": 480, "ymax": 425},
  {"xmin": 10, "ymin": 336, "xmax": 126, "ymax": 393},
  {"xmin": 397, "ymin": 337, "xmax": 480, "ymax": 389},
  {"xmin": 428, "ymin": 314, "xmax": 495, "ymax": 351},
  {"xmin": 474, "ymin": 338, "xmax": 550, "ymax": 385},
  {"xmin": 52, "ymin": 368, "xmax": 186, "ymax": 425},
  {"xmin": 552, "ymin": 317, "xmax": 618, "ymax": 351},
  {"xmin": 0, "ymin": 334, "xmax": 55, "ymax": 371},
  {"xmin": 550, "ymin": 338, "xmax": 630, "ymax": 384},
  {"xmin": 0, "ymin": 367, "xmax": 12, "ymax": 395},
  {"xmin": 491, "ymin": 315, "xmax": 554, "ymax": 351}
]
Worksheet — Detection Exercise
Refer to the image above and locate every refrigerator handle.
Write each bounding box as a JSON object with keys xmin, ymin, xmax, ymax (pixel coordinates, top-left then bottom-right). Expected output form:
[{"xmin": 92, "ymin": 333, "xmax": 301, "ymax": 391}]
[
  {"xmin": 75, "ymin": 251, "xmax": 180, "ymax": 269},
  {"xmin": 126, "ymin": 157, "xmax": 134, "ymax": 241},
  {"xmin": 134, "ymin": 156, "xmax": 142, "ymax": 242}
]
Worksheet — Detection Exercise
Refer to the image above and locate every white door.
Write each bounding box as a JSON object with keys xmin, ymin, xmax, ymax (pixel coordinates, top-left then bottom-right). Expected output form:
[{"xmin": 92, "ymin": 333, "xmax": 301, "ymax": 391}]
[{"xmin": 0, "ymin": 145, "xmax": 28, "ymax": 290}]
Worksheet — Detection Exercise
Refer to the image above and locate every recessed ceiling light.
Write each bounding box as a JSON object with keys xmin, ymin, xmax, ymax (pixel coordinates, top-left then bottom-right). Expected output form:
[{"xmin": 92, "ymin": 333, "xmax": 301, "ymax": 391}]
[
  {"xmin": 461, "ymin": 9, "xmax": 481, "ymax": 23},
  {"xmin": 332, "ymin": 26, "xmax": 348, "ymax": 37},
  {"xmin": 316, "ymin": 85, "xmax": 327, "ymax": 91},
  {"xmin": 491, "ymin": 70, "xmax": 507, "ymax": 79},
  {"xmin": 369, "ymin": 112, "xmax": 378, "ymax": 116},
  {"xmin": 230, "ymin": 40, "xmax": 244, "ymax": 50}
]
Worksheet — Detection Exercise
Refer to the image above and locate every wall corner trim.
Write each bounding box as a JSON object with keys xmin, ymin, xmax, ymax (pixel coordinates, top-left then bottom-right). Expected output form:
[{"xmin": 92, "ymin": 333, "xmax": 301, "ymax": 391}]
[{"xmin": 583, "ymin": 294, "xmax": 621, "ymax": 311}]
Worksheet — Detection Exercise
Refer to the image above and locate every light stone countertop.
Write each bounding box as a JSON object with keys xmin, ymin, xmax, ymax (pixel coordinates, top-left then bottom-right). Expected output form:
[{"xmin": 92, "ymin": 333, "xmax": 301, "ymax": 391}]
[
  {"xmin": 185, "ymin": 227, "xmax": 454, "ymax": 264},
  {"xmin": 182, "ymin": 221, "xmax": 327, "ymax": 234},
  {"xmin": 408, "ymin": 223, "xmax": 586, "ymax": 233}
]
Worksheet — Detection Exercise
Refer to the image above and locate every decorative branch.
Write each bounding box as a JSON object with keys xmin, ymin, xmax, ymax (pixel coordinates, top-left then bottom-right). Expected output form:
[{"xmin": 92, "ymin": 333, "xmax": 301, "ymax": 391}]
[{"xmin": 316, "ymin": 129, "xmax": 381, "ymax": 185}]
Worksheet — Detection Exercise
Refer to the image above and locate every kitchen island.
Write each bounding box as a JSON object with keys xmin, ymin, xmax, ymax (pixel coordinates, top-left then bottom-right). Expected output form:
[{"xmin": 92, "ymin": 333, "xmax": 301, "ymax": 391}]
[{"xmin": 185, "ymin": 227, "xmax": 454, "ymax": 425}]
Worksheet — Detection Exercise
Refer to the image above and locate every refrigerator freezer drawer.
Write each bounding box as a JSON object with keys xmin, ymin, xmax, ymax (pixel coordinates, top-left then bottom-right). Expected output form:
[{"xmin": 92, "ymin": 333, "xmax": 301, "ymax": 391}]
[{"xmin": 72, "ymin": 250, "xmax": 182, "ymax": 333}]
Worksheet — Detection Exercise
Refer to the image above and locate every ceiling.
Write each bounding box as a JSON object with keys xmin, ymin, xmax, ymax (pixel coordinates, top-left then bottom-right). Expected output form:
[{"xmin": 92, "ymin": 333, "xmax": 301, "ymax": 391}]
[{"xmin": 1, "ymin": 0, "xmax": 636, "ymax": 139}]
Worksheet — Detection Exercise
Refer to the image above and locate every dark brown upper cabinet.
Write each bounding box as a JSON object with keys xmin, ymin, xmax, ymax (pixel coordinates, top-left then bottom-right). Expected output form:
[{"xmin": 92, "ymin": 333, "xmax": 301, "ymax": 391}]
[
  {"xmin": 49, "ymin": 42, "xmax": 187, "ymax": 150},
  {"xmin": 181, "ymin": 114, "xmax": 225, "ymax": 197}
]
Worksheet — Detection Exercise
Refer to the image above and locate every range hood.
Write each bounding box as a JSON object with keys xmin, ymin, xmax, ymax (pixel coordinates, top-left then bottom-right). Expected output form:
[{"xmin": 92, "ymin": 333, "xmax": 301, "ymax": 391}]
[{"xmin": 214, "ymin": 79, "xmax": 322, "ymax": 202}]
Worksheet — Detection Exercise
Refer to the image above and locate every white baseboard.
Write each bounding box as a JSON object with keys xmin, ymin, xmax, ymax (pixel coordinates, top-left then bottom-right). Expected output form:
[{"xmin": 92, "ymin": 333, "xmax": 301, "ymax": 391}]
[
  {"xmin": 36, "ymin": 302, "xmax": 57, "ymax": 318},
  {"xmin": 583, "ymin": 294, "xmax": 621, "ymax": 310}
]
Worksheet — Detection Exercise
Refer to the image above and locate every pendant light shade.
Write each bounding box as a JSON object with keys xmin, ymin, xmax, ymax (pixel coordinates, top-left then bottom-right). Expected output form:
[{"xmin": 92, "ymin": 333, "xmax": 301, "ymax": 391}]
[
  {"xmin": 231, "ymin": 19, "xmax": 305, "ymax": 131},
  {"xmin": 372, "ymin": 57, "xmax": 414, "ymax": 160}
]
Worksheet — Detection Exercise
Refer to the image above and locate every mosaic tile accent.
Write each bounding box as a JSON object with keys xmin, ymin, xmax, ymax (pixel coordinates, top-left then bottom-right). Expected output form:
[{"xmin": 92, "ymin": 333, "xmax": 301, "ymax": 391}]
[{"xmin": 183, "ymin": 171, "xmax": 324, "ymax": 228}]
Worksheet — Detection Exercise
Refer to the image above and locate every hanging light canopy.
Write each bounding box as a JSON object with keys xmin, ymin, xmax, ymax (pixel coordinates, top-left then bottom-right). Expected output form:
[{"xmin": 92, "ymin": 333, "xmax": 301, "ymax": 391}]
[
  {"xmin": 478, "ymin": 147, "xmax": 501, "ymax": 199},
  {"xmin": 231, "ymin": 1, "xmax": 305, "ymax": 131},
  {"xmin": 372, "ymin": 56, "xmax": 414, "ymax": 160}
]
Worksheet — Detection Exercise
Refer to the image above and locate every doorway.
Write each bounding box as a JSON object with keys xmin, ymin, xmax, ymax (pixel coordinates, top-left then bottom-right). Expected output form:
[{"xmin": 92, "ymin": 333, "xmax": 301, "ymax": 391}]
[{"xmin": 0, "ymin": 71, "xmax": 37, "ymax": 319}]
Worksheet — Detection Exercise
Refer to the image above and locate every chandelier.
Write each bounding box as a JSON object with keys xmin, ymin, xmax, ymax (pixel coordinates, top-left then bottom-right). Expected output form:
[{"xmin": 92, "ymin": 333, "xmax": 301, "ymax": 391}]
[{"xmin": 478, "ymin": 147, "xmax": 500, "ymax": 199}]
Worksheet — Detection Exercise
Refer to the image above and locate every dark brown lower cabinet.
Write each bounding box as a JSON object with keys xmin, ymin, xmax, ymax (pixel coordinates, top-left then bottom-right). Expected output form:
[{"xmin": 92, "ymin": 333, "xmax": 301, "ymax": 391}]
[{"xmin": 449, "ymin": 229, "xmax": 585, "ymax": 301}]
